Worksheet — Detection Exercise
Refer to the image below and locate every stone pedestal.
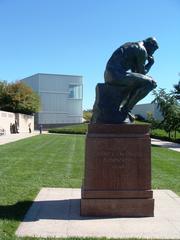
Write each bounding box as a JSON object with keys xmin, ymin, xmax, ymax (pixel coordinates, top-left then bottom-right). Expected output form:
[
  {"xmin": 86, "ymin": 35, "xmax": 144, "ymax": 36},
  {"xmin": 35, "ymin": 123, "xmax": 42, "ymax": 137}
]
[{"xmin": 81, "ymin": 124, "xmax": 154, "ymax": 217}]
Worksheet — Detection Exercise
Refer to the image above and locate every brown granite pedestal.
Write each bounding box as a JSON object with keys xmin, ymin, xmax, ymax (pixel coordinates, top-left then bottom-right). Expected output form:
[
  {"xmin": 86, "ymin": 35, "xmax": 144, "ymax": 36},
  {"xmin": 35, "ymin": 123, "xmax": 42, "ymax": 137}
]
[{"xmin": 81, "ymin": 124, "xmax": 154, "ymax": 217}]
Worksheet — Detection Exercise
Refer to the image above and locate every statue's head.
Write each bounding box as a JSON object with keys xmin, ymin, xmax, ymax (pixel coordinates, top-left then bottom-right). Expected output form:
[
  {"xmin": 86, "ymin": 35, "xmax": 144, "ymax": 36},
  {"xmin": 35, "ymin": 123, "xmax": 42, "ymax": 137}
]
[{"xmin": 143, "ymin": 37, "xmax": 159, "ymax": 55}]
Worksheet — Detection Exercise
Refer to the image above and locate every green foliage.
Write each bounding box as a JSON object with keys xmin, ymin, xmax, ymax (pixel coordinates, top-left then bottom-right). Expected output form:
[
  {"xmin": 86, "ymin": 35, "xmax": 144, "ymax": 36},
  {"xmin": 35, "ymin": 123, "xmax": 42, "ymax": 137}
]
[
  {"xmin": 136, "ymin": 119, "xmax": 180, "ymax": 142},
  {"xmin": 152, "ymin": 88, "xmax": 180, "ymax": 139},
  {"xmin": 151, "ymin": 128, "xmax": 180, "ymax": 143},
  {"xmin": 49, "ymin": 123, "xmax": 88, "ymax": 134},
  {"xmin": 0, "ymin": 80, "xmax": 40, "ymax": 115},
  {"xmin": 146, "ymin": 112, "xmax": 161, "ymax": 130},
  {"xmin": 83, "ymin": 109, "xmax": 92, "ymax": 122},
  {"xmin": 172, "ymin": 80, "xmax": 180, "ymax": 100}
]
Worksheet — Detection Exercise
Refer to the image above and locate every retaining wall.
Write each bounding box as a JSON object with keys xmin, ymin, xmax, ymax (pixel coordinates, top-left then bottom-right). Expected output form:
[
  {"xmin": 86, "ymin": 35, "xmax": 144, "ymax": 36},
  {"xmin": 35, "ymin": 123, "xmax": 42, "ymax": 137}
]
[{"xmin": 0, "ymin": 110, "xmax": 34, "ymax": 134}]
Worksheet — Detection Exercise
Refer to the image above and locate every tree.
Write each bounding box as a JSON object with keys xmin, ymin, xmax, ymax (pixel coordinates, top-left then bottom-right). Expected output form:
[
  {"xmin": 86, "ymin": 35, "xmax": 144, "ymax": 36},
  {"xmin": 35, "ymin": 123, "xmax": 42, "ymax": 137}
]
[
  {"xmin": 0, "ymin": 81, "xmax": 12, "ymax": 111},
  {"xmin": 172, "ymin": 73, "xmax": 180, "ymax": 100},
  {"xmin": 173, "ymin": 81, "xmax": 180, "ymax": 100},
  {"xmin": 146, "ymin": 111, "xmax": 161, "ymax": 130},
  {"xmin": 83, "ymin": 109, "xmax": 93, "ymax": 122},
  {"xmin": 152, "ymin": 88, "xmax": 180, "ymax": 139},
  {"xmin": 0, "ymin": 81, "xmax": 40, "ymax": 115}
]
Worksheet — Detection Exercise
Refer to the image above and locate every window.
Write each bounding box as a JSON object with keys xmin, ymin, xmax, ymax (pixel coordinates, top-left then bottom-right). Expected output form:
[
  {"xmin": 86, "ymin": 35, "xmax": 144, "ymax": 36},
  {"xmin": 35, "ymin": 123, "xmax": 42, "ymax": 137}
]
[{"xmin": 68, "ymin": 85, "xmax": 82, "ymax": 99}]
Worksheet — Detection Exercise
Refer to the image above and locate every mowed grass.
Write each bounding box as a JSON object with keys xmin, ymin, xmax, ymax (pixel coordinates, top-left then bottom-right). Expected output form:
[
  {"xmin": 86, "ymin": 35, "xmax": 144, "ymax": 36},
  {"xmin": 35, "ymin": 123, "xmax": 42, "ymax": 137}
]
[
  {"xmin": 152, "ymin": 146, "xmax": 180, "ymax": 195},
  {"xmin": 0, "ymin": 134, "xmax": 85, "ymax": 240},
  {"xmin": 0, "ymin": 134, "xmax": 180, "ymax": 240}
]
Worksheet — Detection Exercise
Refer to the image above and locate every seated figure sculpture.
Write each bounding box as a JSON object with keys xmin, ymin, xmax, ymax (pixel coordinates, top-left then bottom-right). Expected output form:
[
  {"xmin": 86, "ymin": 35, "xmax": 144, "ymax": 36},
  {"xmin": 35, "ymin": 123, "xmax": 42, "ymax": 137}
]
[{"xmin": 91, "ymin": 37, "xmax": 159, "ymax": 123}]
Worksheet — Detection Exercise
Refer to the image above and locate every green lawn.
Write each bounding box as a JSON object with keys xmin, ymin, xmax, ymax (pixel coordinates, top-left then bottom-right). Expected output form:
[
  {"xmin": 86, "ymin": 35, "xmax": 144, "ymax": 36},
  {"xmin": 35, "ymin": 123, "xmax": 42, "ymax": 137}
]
[
  {"xmin": 48, "ymin": 122, "xmax": 180, "ymax": 143},
  {"xmin": 152, "ymin": 145, "xmax": 180, "ymax": 195},
  {"xmin": 0, "ymin": 134, "xmax": 84, "ymax": 240},
  {"xmin": 0, "ymin": 134, "xmax": 180, "ymax": 240}
]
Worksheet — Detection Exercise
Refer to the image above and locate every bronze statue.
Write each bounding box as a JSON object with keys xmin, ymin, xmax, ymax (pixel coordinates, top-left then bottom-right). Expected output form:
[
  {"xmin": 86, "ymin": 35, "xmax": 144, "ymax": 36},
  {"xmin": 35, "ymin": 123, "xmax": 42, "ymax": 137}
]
[{"xmin": 91, "ymin": 37, "xmax": 159, "ymax": 123}]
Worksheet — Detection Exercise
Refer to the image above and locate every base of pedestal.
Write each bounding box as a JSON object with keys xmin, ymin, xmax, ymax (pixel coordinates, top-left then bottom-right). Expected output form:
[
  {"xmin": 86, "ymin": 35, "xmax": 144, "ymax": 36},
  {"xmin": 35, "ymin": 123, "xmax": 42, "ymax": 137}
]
[{"xmin": 81, "ymin": 198, "xmax": 154, "ymax": 217}]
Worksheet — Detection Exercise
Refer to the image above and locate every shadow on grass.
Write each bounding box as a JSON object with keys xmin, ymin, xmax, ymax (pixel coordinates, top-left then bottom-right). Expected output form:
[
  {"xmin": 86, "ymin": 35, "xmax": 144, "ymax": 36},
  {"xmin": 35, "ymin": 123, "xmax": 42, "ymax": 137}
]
[{"xmin": 0, "ymin": 201, "xmax": 33, "ymax": 221}]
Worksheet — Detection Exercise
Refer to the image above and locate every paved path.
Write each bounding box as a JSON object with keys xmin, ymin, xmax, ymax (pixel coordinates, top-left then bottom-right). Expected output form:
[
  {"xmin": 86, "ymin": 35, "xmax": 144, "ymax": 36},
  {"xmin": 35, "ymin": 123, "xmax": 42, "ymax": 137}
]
[
  {"xmin": 0, "ymin": 131, "xmax": 40, "ymax": 145},
  {"xmin": 151, "ymin": 138, "xmax": 180, "ymax": 152},
  {"xmin": 16, "ymin": 188, "xmax": 180, "ymax": 239}
]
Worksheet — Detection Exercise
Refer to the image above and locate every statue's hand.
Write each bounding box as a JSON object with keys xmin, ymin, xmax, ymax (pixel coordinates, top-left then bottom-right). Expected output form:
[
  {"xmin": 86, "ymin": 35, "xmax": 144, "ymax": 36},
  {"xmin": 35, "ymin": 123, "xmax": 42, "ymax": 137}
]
[
  {"xmin": 145, "ymin": 56, "xmax": 154, "ymax": 74},
  {"xmin": 147, "ymin": 55, "xmax": 154, "ymax": 65}
]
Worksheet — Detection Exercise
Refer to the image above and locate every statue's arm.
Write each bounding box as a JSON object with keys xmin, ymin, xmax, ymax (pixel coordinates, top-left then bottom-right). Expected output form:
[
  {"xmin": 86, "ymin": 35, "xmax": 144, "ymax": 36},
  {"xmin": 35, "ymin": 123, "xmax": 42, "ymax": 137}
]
[
  {"xmin": 135, "ymin": 63, "xmax": 146, "ymax": 74},
  {"xmin": 144, "ymin": 55, "xmax": 154, "ymax": 74},
  {"xmin": 131, "ymin": 46, "xmax": 147, "ymax": 74}
]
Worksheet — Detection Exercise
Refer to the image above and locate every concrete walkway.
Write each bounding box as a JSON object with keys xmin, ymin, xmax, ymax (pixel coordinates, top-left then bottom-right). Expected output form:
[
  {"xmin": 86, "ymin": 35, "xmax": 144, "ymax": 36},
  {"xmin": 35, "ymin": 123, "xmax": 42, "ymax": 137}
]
[
  {"xmin": 0, "ymin": 131, "xmax": 40, "ymax": 145},
  {"xmin": 16, "ymin": 188, "xmax": 180, "ymax": 239},
  {"xmin": 151, "ymin": 138, "xmax": 180, "ymax": 152}
]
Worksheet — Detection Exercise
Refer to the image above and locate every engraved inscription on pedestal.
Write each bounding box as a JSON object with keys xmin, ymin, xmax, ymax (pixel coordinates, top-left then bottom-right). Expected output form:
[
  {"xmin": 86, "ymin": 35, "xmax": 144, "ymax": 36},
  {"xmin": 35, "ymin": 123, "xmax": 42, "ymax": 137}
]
[
  {"xmin": 97, "ymin": 150, "xmax": 126, "ymax": 169},
  {"xmin": 84, "ymin": 137, "xmax": 151, "ymax": 190}
]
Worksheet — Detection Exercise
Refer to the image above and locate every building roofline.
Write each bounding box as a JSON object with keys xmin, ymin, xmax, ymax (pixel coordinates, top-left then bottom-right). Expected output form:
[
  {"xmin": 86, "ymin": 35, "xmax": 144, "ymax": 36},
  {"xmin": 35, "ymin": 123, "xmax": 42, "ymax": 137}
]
[
  {"xmin": 23, "ymin": 73, "xmax": 83, "ymax": 79},
  {"xmin": 135, "ymin": 103, "xmax": 155, "ymax": 106}
]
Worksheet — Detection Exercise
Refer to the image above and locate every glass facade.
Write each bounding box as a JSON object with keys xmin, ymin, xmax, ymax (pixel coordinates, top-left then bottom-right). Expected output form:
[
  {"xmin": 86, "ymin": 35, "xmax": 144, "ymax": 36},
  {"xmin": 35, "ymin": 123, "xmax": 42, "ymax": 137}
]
[{"xmin": 68, "ymin": 84, "xmax": 83, "ymax": 99}]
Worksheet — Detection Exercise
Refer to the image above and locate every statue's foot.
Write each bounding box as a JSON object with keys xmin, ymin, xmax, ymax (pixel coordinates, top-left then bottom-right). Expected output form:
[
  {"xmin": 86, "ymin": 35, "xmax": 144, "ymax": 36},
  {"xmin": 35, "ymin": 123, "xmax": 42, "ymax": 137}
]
[
  {"xmin": 127, "ymin": 112, "xmax": 135, "ymax": 122},
  {"xmin": 120, "ymin": 107, "xmax": 135, "ymax": 123}
]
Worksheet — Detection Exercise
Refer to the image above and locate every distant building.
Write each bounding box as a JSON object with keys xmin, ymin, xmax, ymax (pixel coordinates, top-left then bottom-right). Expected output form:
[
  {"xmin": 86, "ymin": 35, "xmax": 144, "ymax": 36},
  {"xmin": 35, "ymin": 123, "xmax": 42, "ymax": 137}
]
[
  {"xmin": 131, "ymin": 103, "xmax": 163, "ymax": 121},
  {"xmin": 21, "ymin": 73, "xmax": 83, "ymax": 128}
]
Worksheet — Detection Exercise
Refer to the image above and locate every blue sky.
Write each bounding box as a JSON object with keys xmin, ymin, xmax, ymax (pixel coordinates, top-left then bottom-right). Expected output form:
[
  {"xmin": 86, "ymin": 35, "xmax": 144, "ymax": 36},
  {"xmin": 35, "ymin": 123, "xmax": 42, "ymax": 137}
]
[{"xmin": 0, "ymin": 0, "xmax": 180, "ymax": 109}]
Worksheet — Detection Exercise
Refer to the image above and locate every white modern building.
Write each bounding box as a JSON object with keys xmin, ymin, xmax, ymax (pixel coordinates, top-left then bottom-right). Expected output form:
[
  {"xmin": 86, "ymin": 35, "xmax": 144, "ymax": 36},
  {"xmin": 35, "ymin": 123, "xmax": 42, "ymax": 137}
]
[
  {"xmin": 21, "ymin": 73, "xmax": 83, "ymax": 128},
  {"xmin": 132, "ymin": 103, "xmax": 163, "ymax": 121}
]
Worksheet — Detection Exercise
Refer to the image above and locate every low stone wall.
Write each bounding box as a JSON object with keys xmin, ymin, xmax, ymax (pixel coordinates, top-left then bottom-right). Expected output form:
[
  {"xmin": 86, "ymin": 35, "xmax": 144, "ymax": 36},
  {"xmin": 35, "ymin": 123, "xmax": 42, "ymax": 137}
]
[{"xmin": 0, "ymin": 110, "xmax": 34, "ymax": 134}]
